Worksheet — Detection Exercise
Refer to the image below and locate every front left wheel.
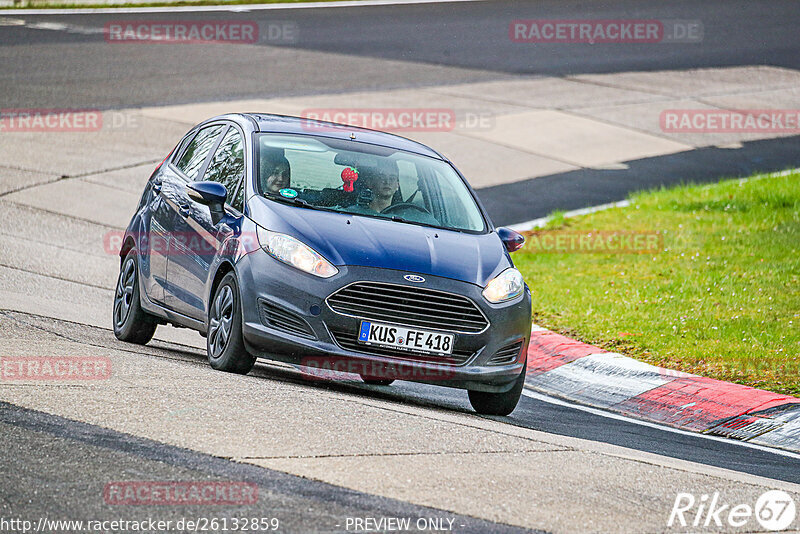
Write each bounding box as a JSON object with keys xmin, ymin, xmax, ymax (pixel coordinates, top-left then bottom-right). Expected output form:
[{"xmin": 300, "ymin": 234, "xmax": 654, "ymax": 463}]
[
  {"xmin": 113, "ymin": 250, "xmax": 158, "ymax": 345},
  {"xmin": 207, "ymin": 272, "xmax": 256, "ymax": 374},
  {"xmin": 468, "ymin": 363, "xmax": 526, "ymax": 416}
]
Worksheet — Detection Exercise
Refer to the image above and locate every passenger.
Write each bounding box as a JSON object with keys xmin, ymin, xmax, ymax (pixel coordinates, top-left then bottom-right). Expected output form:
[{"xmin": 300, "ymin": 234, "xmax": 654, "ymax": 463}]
[{"xmin": 261, "ymin": 156, "xmax": 291, "ymax": 194}]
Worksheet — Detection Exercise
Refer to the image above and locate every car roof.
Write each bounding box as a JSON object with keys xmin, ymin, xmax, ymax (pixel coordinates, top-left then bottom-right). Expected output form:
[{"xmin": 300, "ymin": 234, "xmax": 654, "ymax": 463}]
[{"xmin": 240, "ymin": 113, "xmax": 445, "ymax": 160}]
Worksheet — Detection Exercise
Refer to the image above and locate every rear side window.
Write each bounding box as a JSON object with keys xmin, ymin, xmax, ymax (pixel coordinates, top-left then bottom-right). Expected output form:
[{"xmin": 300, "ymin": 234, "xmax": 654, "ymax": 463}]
[
  {"xmin": 175, "ymin": 124, "xmax": 225, "ymax": 181},
  {"xmin": 203, "ymin": 127, "xmax": 245, "ymax": 211}
]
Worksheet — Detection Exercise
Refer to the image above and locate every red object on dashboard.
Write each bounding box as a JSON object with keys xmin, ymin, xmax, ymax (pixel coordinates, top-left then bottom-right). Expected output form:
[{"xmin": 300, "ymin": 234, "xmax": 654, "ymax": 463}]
[{"xmin": 341, "ymin": 167, "xmax": 359, "ymax": 192}]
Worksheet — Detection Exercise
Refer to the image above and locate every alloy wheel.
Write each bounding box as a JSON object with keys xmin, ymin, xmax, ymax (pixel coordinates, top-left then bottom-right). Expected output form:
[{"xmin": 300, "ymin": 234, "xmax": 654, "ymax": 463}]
[
  {"xmin": 113, "ymin": 257, "xmax": 136, "ymax": 329},
  {"xmin": 208, "ymin": 285, "xmax": 234, "ymax": 358}
]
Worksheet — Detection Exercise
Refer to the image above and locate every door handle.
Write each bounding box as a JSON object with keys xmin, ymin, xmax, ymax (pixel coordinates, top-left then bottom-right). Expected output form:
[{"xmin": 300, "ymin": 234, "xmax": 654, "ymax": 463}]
[
  {"xmin": 152, "ymin": 179, "xmax": 162, "ymax": 194},
  {"xmin": 178, "ymin": 204, "xmax": 191, "ymax": 218}
]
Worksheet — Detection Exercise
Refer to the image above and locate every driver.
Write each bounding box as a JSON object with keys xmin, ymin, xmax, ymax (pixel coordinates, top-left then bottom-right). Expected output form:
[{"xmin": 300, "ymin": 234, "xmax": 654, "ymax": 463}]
[{"xmin": 359, "ymin": 160, "xmax": 399, "ymax": 213}]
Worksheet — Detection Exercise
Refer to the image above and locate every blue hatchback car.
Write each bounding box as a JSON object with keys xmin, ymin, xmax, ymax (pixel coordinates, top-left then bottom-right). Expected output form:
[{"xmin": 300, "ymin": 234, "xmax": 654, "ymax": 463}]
[{"xmin": 113, "ymin": 113, "xmax": 532, "ymax": 415}]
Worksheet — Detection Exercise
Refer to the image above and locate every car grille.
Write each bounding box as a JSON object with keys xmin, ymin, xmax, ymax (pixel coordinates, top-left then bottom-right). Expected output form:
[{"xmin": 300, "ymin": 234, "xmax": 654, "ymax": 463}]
[
  {"xmin": 326, "ymin": 281, "xmax": 488, "ymax": 333},
  {"xmin": 259, "ymin": 299, "xmax": 315, "ymax": 339},
  {"xmin": 487, "ymin": 340, "xmax": 524, "ymax": 366},
  {"xmin": 329, "ymin": 329, "xmax": 474, "ymax": 365}
]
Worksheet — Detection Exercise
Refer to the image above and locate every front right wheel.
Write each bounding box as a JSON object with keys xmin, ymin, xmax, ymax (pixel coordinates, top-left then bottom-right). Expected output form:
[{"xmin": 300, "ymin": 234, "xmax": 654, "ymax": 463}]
[
  {"xmin": 207, "ymin": 272, "xmax": 256, "ymax": 374},
  {"xmin": 468, "ymin": 364, "xmax": 526, "ymax": 416},
  {"xmin": 360, "ymin": 375, "xmax": 394, "ymax": 386}
]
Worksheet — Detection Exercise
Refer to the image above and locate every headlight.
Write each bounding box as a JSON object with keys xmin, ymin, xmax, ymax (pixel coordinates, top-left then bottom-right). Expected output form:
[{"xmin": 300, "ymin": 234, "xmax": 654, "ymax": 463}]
[
  {"xmin": 482, "ymin": 268, "xmax": 524, "ymax": 303},
  {"xmin": 256, "ymin": 226, "xmax": 338, "ymax": 278}
]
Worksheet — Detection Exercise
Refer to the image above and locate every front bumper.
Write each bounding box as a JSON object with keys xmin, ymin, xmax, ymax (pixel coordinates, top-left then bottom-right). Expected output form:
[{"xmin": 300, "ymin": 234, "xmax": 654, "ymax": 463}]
[{"xmin": 237, "ymin": 250, "xmax": 532, "ymax": 393}]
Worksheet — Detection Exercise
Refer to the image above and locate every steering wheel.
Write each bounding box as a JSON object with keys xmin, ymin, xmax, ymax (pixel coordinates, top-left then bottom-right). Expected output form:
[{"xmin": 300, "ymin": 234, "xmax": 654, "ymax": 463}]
[{"xmin": 381, "ymin": 202, "xmax": 432, "ymax": 216}]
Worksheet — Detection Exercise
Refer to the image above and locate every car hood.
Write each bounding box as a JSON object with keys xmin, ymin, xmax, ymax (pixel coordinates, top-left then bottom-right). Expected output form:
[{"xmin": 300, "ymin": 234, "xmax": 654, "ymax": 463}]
[{"xmin": 248, "ymin": 196, "xmax": 511, "ymax": 286}]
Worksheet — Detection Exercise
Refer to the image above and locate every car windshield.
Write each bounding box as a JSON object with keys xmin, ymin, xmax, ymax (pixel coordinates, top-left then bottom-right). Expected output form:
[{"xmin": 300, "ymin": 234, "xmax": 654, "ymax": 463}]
[{"xmin": 255, "ymin": 133, "xmax": 486, "ymax": 232}]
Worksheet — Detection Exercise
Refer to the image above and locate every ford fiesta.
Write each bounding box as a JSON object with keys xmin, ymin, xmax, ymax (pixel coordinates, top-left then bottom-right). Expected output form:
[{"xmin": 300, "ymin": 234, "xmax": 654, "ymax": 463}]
[{"xmin": 113, "ymin": 113, "xmax": 532, "ymax": 415}]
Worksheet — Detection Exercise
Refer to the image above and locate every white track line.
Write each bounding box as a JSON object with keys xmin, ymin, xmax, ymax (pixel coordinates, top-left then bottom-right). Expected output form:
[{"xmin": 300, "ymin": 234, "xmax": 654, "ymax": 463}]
[
  {"xmin": 0, "ymin": 17, "xmax": 104, "ymax": 32},
  {"xmin": 0, "ymin": 0, "xmax": 487, "ymax": 15},
  {"xmin": 522, "ymin": 388, "xmax": 800, "ymax": 460},
  {"xmin": 508, "ymin": 200, "xmax": 630, "ymax": 232}
]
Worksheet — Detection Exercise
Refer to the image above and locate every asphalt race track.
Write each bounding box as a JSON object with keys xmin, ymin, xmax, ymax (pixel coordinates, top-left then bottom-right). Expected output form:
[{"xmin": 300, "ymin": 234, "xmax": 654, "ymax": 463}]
[
  {"xmin": 1, "ymin": 0, "xmax": 800, "ymax": 224},
  {"xmin": 2, "ymin": 0, "xmax": 800, "ymax": 108},
  {"xmin": 1, "ymin": 1, "xmax": 799, "ymax": 532},
  {"xmin": 1, "ymin": 310, "xmax": 799, "ymax": 532}
]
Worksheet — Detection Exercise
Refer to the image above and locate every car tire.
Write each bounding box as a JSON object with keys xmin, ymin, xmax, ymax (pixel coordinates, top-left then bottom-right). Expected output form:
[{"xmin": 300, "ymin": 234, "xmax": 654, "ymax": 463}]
[
  {"xmin": 113, "ymin": 250, "xmax": 158, "ymax": 345},
  {"xmin": 468, "ymin": 363, "xmax": 526, "ymax": 416},
  {"xmin": 360, "ymin": 375, "xmax": 394, "ymax": 386},
  {"xmin": 207, "ymin": 272, "xmax": 256, "ymax": 374}
]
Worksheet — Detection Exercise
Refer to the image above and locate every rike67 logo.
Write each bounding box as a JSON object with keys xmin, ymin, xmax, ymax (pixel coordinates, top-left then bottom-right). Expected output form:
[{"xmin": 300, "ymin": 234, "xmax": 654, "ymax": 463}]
[{"xmin": 668, "ymin": 490, "xmax": 796, "ymax": 531}]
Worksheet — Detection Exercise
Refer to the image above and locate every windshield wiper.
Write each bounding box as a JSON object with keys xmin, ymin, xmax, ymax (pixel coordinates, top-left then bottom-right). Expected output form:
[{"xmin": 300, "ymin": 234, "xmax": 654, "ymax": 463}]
[
  {"xmin": 267, "ymin": 195, "xmax": 470, "ymax": 232},
  {"xmin": 388, "ymin": 214, "xmax": 465, "ymax": 233},
  {"xmin": 265, "ymin": 194, "xmax": 329, "ymax": 212}
]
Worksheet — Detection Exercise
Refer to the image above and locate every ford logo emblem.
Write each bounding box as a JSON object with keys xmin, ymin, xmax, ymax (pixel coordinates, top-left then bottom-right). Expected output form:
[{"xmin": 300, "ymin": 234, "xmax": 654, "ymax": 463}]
[{"xmin": 404, "ymin": 274, "xmax": 425, "ymax": 283}]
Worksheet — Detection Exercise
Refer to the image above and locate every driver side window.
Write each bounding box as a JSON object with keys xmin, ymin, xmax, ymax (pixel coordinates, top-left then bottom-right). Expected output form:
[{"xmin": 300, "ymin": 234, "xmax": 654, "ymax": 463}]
[{"xmin": 203, "ymin": 127, "xmax": 245, "ymax": 212}]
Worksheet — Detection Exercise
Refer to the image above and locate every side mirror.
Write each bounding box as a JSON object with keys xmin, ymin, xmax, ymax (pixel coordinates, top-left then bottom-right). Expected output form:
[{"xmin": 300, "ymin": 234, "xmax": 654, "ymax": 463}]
[
  {"xmin": 497, "ymin": 227, "xmax": 525, "ymax": 253},
  {"xmin": 187, "ymin": 181, "xmax": 227, "ymax": 224}
]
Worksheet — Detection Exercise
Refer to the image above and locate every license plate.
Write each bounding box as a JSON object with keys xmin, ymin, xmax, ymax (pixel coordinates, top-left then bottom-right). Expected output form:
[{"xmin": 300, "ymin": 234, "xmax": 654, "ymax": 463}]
[{"xmin": 358, "ymin": 321, "xmax": 454, "ymax": 355}]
